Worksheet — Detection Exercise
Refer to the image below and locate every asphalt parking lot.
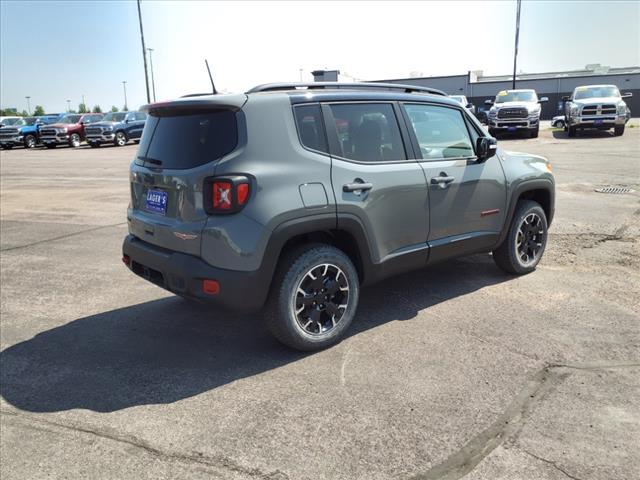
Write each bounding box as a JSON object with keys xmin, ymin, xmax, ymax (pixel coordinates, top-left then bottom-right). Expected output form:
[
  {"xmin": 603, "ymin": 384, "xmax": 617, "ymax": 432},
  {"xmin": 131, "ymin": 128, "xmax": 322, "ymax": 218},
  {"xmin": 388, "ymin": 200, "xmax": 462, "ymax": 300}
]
[{"xmin": 1, "ymin": 127, "xmax": 639, "ymax": 480}]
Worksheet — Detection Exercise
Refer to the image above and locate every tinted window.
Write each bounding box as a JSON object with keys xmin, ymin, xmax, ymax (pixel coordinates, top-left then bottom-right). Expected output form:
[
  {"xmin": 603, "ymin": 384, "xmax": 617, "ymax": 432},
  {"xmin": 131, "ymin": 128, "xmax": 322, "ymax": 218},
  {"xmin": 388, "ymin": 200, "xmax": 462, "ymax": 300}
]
[
  {"xmin": 135, "ymin": 112, "xmax": 147, "ymax": 121},
  {"xmin": 293, "ymin": 104, "xmax": 328, "ymax": 153},
  {"xmin": 328, "ymin": 103, "xmax": 406, "ymax": 161},
  {"xmin": 137, "ymin": 110, "xmax": 238, "ymax": 169},
  {"xmin": 404, "ymin": 104, "xmax": 474, "ymax": 159}
]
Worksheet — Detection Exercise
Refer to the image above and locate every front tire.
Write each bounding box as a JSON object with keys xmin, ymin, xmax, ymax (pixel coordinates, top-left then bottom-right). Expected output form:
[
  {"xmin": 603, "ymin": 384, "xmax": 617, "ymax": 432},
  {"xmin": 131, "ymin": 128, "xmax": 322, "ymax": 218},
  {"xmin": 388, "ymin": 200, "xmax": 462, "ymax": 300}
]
[
  {"xmin": 529, "ymin": 126, "xmax": 539, "ymax": 138},
  {"xmin": 1, "ymin": 144, "xmax": 13, "ymax": 150},
  {"xmin": 493, "ymin": 200, "xmax": 548, "ymax": 275},
  {"xmin": 568, "ymin": 125, "xmax": 577, "ymax": 137},
  {"xmin": 114, "ymin": 131, "xmax": 127, "ymax": 146},
  {"xmin": 265, "ymin": 244, "xmax": 360, "ymax": 351},
  {"xmin": 24, "ymin": 135, "xmax": 37, "ymax": 148},
  {"xmin": 614, "ymin": 125, "xmax": 625, "ymax": 136},
  {"xmin": 69, "ymin": 133, "xmax": 81, "ymax": 148}
]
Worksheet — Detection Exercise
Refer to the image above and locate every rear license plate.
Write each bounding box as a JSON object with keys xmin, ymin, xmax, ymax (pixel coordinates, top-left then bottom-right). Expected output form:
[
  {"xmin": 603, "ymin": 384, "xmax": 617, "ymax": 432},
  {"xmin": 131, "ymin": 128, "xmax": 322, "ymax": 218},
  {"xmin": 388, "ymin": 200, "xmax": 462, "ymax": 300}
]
[
  {"xmin": 507, "ymin": 126, "xmax": 517, "ymax": 132},
  {"xmin": 145, "ymin": 189, "xmax": 168, "ymax": 215},
  {"xmin": 594, "ymin": 119, "xmax": 604, "ymax": 126}
]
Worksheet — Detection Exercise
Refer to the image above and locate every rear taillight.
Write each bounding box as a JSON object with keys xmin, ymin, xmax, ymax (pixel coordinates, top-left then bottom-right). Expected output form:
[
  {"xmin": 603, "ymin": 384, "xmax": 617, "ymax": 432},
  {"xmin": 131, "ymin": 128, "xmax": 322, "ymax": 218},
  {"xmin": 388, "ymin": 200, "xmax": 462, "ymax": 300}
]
[{"xmin": 205, "ymin": 175, "xmax": 251, "ymax": 214}]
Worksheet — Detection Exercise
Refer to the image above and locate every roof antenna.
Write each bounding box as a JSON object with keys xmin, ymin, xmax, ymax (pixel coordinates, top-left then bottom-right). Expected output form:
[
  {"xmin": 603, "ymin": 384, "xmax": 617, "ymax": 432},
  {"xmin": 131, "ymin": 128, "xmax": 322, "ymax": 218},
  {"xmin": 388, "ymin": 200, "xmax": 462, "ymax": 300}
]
[{"xmin": 205, "ymin": 59, "xmax": 217, "ymax": 94}]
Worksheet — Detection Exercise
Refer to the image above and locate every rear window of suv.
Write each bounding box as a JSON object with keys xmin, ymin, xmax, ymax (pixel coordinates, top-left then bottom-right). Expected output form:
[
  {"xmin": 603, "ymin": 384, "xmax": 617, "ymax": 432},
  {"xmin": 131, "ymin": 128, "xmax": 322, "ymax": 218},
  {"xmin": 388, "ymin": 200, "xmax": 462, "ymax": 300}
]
[{"xmin": 136, "ymin": 110, "xmax": 238, "ymax": 169}]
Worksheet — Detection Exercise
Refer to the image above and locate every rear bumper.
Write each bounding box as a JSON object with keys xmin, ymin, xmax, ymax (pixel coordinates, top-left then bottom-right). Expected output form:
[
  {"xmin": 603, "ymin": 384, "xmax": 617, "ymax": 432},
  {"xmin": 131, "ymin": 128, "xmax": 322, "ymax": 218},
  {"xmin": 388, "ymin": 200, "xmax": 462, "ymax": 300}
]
[{"xmin": 122, "ymin": 234, "xmax": 270, "ymax": 312}]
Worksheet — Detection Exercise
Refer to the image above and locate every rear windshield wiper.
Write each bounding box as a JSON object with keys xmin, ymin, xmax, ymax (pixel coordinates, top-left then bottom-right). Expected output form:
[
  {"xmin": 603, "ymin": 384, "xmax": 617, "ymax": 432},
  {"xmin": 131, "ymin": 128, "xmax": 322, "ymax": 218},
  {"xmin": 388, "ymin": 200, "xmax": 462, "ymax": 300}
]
[{"xmin": 137, "ymin": 155, "xmax": 162, "ymax": 166}]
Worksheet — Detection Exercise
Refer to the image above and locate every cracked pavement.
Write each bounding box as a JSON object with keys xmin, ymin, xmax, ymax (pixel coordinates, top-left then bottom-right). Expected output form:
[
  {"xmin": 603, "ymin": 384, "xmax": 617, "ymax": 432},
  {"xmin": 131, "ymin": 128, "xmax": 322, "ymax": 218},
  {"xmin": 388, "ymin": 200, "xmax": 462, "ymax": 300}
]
[{"xmin": 1, "ymin": 129, "xmax": 639, "ymax": 479}]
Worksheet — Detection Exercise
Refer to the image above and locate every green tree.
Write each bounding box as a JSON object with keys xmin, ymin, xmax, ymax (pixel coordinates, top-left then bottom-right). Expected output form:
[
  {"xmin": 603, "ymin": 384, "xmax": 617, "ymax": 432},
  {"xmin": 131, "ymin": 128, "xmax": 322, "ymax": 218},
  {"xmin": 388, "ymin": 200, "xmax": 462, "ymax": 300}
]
[
  {"xmin": 78, "ymin": 103, "xmax": 88, "ymax": 113},
  {"xmin": 20, "ymin": 110, "xmax": 29, "ymax": 117},
  {"xmin": 92, "ymin": 105, "xmax": 102, "ymax": 113},
  {"xmin": 33, "ymin": 105, "xmax": 45, "ymax": 116},
  {"xmin": 110, "ymin": 105, "xmax": 118, "ymax": 112}
]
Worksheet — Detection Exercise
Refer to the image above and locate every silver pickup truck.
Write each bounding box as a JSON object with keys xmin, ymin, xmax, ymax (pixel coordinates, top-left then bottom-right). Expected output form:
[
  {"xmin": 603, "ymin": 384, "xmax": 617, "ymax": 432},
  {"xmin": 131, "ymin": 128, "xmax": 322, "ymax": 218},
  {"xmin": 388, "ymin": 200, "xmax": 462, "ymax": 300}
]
[{"xmin": 563, "ymin": 84, "xmax": 632, "ymax": 137}]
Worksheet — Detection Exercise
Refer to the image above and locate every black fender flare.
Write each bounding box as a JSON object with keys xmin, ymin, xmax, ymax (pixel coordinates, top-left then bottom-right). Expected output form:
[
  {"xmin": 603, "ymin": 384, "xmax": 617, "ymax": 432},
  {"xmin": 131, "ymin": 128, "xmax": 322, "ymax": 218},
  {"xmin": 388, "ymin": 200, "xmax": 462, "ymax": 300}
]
[{"xmin": 497, "ymin": 178, "xmax": 555, "ymax": 246}]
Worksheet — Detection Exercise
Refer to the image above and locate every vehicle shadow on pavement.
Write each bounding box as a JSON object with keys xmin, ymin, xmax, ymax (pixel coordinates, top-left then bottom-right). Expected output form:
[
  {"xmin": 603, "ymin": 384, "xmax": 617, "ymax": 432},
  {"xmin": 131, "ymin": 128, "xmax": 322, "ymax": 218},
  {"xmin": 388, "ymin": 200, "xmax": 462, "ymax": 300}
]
[
  {"xmin": 0, "ymin": 255, "xmax": 509, "ymax": 413},
  {"xmin": 551, "ymin": 130, "xmax": 615, "ymax": 139}
]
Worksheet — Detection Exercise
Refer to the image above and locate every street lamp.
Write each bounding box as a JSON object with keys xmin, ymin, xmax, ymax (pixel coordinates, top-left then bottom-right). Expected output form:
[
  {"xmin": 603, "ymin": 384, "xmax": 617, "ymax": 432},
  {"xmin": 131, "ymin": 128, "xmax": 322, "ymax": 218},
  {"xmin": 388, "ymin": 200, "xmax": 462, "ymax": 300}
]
[
  {"xmin": 147, "ymin": 47, "xmax": 156, "ymax": 102},
  {"xmin": 25, "ymin": 96, "xmax": 31, "ymax": 115},
  {"xmin": 66, "ymin": 100, "xmax": 71, "ymax": 112},
  {"xmin": 122, "ymin": 81, "xmax": 128, "ymax": 111}
]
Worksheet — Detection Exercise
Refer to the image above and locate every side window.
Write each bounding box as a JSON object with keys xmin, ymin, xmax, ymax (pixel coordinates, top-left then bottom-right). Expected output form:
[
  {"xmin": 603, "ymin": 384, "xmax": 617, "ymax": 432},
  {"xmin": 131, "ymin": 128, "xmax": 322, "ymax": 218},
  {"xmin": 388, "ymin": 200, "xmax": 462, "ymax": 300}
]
[
  {"xmin": 136, "ymin": 112, "xmax": 147, "ymax": 121},
  {"xmin": 83, "ymin": 116, "xmax": 93, "ymax": 124},
  {"xmin": 293, "ymin": 104, "xmax": 328, "ymax": 154},
  {"xmin": 328, "ymin": 103, "xmax": 406, "ymax": 162},
  {"xmin": 404, "ymin": 104, "xmax": 475, "ymax": 160},
  {"xmin": 464, "ymin": 115, "xmax": 480, "ymax": 147}
]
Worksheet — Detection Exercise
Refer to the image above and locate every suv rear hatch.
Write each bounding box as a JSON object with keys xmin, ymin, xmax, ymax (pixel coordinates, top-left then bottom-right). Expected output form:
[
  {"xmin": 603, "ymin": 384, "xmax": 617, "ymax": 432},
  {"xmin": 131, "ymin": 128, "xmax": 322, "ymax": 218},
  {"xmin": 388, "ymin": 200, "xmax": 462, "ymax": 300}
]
[{"xmin": 128, "ymin": 94, "xmax": 247, "ymax": 256}]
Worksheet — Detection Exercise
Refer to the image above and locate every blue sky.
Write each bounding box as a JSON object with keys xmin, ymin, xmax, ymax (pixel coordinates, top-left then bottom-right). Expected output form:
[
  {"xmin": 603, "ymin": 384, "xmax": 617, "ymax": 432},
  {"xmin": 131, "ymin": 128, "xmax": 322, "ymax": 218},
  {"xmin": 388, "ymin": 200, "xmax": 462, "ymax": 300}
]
[{"xmin": 1, "ymin": 0, "xmax": 638, "ymax": 113}]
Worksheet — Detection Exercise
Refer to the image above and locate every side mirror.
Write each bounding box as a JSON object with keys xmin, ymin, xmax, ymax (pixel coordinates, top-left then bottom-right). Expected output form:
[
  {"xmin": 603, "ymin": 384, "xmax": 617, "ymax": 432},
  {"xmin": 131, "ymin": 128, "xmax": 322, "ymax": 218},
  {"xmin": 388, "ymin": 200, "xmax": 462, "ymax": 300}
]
[
  {"xmin": 622, "ymin": 92, "xmax": 633, "ymax": 98},
  {"xmin": 562, "ymin": 95, "xmax": 570, "ymax": 101},
  {"xmin": 466, "ymin": 103, "xmax": 474, "ymax": 109},
  {"xmin": 484, "ymin": 99, "xmax": 494, "ymax": 105},
  {"xmin": 539, "ymin": 97, "xmax": 549, "ymax": 103},
  {"xmin": 476, "ymin": 136, "xmax": 497, "ymax": 162}
]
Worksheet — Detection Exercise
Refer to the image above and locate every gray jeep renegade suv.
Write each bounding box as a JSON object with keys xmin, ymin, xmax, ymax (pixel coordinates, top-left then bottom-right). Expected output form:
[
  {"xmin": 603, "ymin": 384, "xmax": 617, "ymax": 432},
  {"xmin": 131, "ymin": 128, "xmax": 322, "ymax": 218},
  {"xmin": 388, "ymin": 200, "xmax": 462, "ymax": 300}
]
[{"xmin": 123, "ymin": 82, "xmax": 555, "ymax": 351}]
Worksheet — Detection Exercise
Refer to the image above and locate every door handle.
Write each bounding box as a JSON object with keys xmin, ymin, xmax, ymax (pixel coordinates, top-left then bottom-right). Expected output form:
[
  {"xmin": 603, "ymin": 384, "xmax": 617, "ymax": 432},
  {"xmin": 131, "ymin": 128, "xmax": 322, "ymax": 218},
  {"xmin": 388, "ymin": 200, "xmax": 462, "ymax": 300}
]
[
  {"xmin": 430, "ymin": 176, "xmax": 455, "ymax": 185},
  {"xmin": 343, "ymin": 182, "xmax": 373, "ymax": 193}
]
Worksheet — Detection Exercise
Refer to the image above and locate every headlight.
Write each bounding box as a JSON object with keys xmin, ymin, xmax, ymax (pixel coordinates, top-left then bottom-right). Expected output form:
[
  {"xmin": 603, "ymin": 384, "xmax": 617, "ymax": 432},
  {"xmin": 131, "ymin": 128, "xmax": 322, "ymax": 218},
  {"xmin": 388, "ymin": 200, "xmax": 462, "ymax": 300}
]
[
  {"xmin": 489, "ymin": 108, "xmax": 497, "ymax": 117},
  {"xmin": 59, "ymin": 127, "xmax": 68, "ymax": 133},
  {"xmin": 570, "ymin": 105, "xmax": 580, "ymax": 116},
  {"xmin": 103, "ymin": 126, "xmax": 113, "ymax": 132},
  {"xmin": 617, "ymin": 103, "xmax": 627, "ymax": 114}
]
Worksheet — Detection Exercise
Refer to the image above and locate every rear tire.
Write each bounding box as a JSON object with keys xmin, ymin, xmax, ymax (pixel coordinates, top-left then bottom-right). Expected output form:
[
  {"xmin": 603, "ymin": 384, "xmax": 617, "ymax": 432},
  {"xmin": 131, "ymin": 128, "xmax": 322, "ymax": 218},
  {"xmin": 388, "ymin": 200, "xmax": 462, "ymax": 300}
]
[
  {"xmin": 265, "ymin": 244, "xmax": 360, "ymax": 351},
  {"xmin": 493, "ymin": 200, "xmax": 548, "ymax": 275},
  {"xmin": 568, "ymin": 125, "xmax": 577, "ymax": 137},
  {"xmin": 24, "ymin": 134, "xmax": 37, "ymax": 148},
  {"xmin": 614, "ymin": 125, "xmax": 625, "ymax": 136}
]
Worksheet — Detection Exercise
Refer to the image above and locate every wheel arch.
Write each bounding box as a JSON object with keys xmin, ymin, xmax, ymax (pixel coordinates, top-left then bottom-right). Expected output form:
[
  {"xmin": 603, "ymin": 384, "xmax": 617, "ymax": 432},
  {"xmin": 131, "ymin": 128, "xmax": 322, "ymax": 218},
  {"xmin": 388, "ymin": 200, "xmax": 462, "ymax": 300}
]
[{"xmin": 497, "ymin": 179, "xmax": 555, "ymax": 246}]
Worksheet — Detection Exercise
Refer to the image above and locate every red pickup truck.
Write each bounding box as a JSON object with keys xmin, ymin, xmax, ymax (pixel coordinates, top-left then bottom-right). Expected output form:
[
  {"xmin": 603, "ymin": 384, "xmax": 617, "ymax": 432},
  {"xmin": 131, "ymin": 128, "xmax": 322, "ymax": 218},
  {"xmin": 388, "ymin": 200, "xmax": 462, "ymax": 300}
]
[{"xmin": 39, "ymin": 113, "xmax": 104, "ymax": 148}]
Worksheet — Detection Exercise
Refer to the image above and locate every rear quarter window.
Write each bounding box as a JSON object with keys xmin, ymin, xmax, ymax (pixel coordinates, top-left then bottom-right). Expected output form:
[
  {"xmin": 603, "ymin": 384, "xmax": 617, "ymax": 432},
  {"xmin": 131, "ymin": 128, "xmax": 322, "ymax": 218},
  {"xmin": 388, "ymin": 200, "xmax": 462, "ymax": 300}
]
[
  {"xmin": 293, "ymin": 104, "xmax": 328, "ymax": 154},
  {"xmin": 137, "ymin": 110, "xmax": 238, "ymax": 169}
]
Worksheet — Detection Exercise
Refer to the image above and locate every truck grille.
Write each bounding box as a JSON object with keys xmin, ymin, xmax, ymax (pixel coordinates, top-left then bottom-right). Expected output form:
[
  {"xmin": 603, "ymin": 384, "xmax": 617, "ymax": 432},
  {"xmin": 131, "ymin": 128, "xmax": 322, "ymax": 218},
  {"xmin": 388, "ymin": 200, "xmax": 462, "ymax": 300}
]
[
  {"xmin": 497, "ymin": 108, "xmax": 528, "ymax": 119},
  {"xmin": 581, "ymin": 104, "xmax": 617, "ymax": 116},
  {"xmin": 40, "ymin": 128, "xmax": 57, "ymax": 137},
  {"xmin": 85, "ymin": 127, "xmax": 102, "ymax": 135},
  {"xmin": 0, "ymin": 128, "xmax": 19, "ymax": 137}
]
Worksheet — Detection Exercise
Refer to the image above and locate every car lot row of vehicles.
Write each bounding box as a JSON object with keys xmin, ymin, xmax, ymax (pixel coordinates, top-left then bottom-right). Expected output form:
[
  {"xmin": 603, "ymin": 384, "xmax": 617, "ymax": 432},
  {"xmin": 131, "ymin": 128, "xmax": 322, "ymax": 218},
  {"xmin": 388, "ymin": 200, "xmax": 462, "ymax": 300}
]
[
  {"xmin": 0, "ymin": 111, "xmax": 147, "ymax": 150},
  {"xmin": 450, "ymin": 84, "xmax": 632, "ymax": 138}
]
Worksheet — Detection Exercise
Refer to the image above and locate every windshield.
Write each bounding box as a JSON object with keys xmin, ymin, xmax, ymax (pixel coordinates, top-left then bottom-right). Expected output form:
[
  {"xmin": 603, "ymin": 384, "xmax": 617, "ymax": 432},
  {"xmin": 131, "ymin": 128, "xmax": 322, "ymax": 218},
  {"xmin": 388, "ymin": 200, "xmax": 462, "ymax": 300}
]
[
  {"xmin": 450, "ymin": 96, "xmax": 466, "ymax": 104},
  {"xmin": 3, "ymin": 118, "xmax": 22, "ymax": 125},
  {"xmin": 574, "ymin": 86, "xmax": 620, "ymax": 100},
  {"xmin": 495, "ymin": 90, "xmax": 537, "ymax": 103},
  {"xmin": 57, "ymin": 115, "xmax": 81, "ymax": 124},
  {"xmin": 24, "ymin": 117, "xmax": 38, "ymax": 126},
  {"xmin": 43, "ymin": 116, "xmax": 60, "ymax": 125},
  {"xmin": 102, "ymin": 112, "xmax": 127, "ymax": 122}
]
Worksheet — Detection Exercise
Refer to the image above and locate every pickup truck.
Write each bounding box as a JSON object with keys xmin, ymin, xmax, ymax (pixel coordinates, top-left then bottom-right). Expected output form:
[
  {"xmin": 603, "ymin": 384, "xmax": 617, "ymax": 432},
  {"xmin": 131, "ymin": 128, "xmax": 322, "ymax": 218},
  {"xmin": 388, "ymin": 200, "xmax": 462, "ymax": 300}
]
[
  {"xmin": 485, "ymin": 89, "xmax": 548, "ymax": 138},
  {"xmin": 0, "ymin": 115, "xmax": 62, "ymax": 149},
  {"xmin": 563, "ymin": 84, "xmax": 632, "ymax": 137},
  {"xmin": 86, "ymin": 111, "xmax": 147, "ymax": 147},
  {"xmin": 39, "ymin": 112, "xmax": 104, "ymax": 148}
]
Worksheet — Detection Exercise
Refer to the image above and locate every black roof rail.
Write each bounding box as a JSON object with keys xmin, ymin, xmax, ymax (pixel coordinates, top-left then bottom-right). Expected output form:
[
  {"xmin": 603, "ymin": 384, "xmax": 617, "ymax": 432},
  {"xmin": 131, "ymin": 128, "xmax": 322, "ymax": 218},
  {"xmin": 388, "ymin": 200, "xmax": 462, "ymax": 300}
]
[
  {"xmin": 180, "ymin": 93, "xmax": 216, "ymax": 98},
  {"xmin": 246, "ymin": 82, "xmax": 447, "ymax": 96}
]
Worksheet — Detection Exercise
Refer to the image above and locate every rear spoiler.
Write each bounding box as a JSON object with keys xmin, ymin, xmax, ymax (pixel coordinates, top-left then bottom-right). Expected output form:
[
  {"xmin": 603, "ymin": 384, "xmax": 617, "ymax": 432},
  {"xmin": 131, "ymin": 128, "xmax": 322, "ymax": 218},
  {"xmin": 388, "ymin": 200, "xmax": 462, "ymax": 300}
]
[{"xmin": 140, "ymin": 93, "xmax": 248, "ymax": 115}]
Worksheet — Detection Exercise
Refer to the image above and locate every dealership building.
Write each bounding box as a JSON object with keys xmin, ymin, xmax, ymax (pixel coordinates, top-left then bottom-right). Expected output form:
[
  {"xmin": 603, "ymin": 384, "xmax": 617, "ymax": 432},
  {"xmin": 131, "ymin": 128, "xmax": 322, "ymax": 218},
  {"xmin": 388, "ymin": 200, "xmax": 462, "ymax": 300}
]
[{"xmin": 312, "ymin": 65, "xmax": 639, "ymax": 120}]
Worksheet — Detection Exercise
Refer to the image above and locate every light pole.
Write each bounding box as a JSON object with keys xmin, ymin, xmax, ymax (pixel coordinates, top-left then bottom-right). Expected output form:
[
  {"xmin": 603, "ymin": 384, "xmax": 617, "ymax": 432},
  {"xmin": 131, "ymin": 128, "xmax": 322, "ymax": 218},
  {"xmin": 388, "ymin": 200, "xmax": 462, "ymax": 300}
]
[
  {"xmin": 66, "ymin": 99, "xmax": 71, "ymax": 112},
  {"xmin": 512, "ymin": 0, "xmax": 522, "ymax": 89},
  {"xmin": 122, "ymin": 81, "xmax": 128, "ymax": 111},
  {"xmin": 137, "ymin": 0, "xmax": 151, "ymax": 103},
  {"xmin": 147, "ymin": 47, "xmax": 156, "ymax": 101},
  {"xmin": 25, "ymin": 96, "xmax": 31, "ymax": 115}
]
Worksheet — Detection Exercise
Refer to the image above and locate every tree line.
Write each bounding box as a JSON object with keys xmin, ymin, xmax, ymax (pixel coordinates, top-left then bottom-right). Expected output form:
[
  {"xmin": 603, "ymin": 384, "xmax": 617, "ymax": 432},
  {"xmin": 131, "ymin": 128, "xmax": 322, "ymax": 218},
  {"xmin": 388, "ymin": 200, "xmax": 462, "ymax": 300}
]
[{"xmin": 1, "ymin": 104, "xmax": 128, "ymax": 117}]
